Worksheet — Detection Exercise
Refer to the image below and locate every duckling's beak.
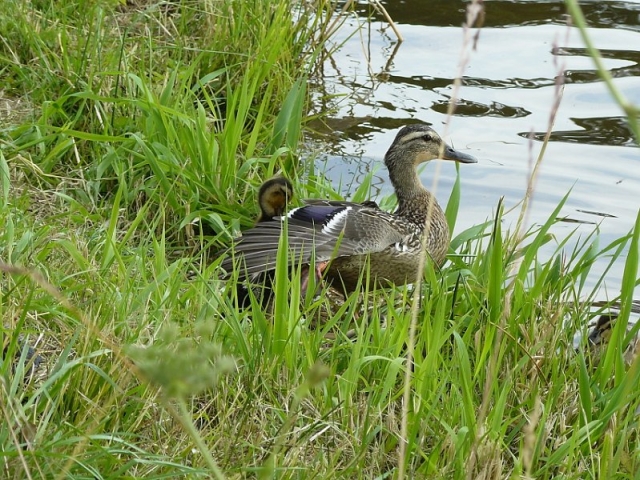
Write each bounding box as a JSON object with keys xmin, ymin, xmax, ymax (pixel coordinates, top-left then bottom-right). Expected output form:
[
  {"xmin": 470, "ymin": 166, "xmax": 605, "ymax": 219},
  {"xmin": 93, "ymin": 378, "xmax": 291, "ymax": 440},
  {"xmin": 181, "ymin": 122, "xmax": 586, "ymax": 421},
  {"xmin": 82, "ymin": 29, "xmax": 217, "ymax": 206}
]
[{"xmin": 441, "ymin": 144, "xmax": 478, "ymax": 164}]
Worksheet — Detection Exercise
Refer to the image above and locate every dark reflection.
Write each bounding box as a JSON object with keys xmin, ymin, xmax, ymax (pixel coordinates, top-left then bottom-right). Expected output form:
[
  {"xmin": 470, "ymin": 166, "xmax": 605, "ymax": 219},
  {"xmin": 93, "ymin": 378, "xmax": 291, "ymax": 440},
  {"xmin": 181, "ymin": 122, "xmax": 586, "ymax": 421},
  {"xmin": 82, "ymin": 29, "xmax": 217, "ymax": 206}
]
[
  {"xmin": 462, "ymin": 77, "xmax": 555, "ymax": 89},
  {"xmin": 354, "ymin": 0, "xmax": 640, "ymax": 32},
  {"xmin": 556, "ymin": 48, "xmax": 640, "ymax": 84},
  {"xmin": 385, "ymin": 74, "xmax": 554, "ymax": 91},
  {"xmin": 432, "ymin": 98, "xmax": 530, "ymax": 118},
  {"xmin": 387, "ymin": 74, "xmax": 555, "ymax": 91},
  {"xmin": 522, "ymin": 117, "xmax": 638, "ymax": 147},
  {"xmin": 308, "ymin": 116, "xmax": 431, "ymax": 146},
  {"xmin": 387, "ymin": 74, "xmax": 453, "ymax": 90}
]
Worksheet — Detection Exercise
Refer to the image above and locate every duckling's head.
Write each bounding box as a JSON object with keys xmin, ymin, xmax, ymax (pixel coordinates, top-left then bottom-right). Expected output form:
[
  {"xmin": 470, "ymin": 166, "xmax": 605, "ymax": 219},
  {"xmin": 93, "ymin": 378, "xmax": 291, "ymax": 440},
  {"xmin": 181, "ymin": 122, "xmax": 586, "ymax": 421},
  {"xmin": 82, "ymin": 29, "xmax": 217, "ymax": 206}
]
[
  {"xmin": 588, "ymin": 313, "xmax": 617, "ymax": 346},
  {"xmin": 385, "ymin": 124, "xmax": 477, "ymax": 170},
  {"xmin": 257, "ymin": 176, "xmax": 294, "ymax": 222}
]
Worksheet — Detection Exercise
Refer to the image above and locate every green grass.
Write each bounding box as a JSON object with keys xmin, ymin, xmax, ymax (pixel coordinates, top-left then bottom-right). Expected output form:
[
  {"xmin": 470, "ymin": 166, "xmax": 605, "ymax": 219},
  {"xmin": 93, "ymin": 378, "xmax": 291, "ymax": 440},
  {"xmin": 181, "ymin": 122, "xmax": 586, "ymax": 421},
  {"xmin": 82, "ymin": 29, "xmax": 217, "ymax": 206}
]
[{"xmin": 2, "ymin": 0, "xmax": 640, "ymax": 478}]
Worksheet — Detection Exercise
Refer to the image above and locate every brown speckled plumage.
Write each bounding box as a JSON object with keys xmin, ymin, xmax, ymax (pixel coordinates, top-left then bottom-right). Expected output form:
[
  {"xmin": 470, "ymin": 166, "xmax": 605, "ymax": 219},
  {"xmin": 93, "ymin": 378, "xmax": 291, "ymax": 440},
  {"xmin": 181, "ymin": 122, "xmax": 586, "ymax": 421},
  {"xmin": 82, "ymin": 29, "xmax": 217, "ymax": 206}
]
[{"xmin": 221, "ymin": 124, "xmax": 477, "ymax": 294}]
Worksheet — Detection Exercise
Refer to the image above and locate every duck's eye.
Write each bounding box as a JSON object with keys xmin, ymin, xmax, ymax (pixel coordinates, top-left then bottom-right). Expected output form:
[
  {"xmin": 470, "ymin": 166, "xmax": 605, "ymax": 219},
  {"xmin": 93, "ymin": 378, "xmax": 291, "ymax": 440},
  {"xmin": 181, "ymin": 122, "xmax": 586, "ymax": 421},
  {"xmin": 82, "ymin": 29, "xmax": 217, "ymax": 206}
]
[{"xmin": 422, "ymin": 134, "xmax": 432, "ymax": 142}]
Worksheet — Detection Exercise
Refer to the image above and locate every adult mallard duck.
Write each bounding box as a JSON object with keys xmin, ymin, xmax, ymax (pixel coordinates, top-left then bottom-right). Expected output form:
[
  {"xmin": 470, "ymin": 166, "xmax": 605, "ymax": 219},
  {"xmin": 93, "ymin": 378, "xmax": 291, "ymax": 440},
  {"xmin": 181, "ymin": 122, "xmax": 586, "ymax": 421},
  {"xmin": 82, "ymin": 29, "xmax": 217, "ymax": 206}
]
[{"xmin": 221, "ymin": 124, "xmax": 477, "ymax": 294}]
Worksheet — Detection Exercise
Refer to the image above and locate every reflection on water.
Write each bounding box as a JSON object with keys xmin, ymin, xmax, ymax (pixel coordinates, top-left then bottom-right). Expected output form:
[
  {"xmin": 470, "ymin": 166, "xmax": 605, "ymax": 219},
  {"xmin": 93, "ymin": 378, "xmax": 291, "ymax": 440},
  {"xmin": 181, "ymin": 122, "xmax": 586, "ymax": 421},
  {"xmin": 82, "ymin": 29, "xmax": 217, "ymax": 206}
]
[
  {"xmin": 355, "ymin": 0, "xmax": 640, "ymax": 32},
  {"xmin": 307, "ymin": 0, "xmax": 640, "ymax": 294},
  {"xmin": 560, "ymin": 47, "xmax": 640, "ymax": 82},
  {"xmin": 431, "ymin": 98, "xmax": 531, "ymax": 118},
  {"xmin": 528, "ymin": 116, "xmax": 637, "ymax": 146}
]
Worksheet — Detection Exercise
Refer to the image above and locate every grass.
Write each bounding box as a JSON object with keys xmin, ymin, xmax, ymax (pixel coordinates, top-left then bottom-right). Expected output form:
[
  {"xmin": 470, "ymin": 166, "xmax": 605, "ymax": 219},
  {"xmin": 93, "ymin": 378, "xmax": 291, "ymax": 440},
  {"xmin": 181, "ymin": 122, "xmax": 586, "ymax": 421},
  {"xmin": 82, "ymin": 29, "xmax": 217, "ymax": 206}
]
[{"xmin": 1, "ymin": 0, "xmax": 640, "ymax": 478}]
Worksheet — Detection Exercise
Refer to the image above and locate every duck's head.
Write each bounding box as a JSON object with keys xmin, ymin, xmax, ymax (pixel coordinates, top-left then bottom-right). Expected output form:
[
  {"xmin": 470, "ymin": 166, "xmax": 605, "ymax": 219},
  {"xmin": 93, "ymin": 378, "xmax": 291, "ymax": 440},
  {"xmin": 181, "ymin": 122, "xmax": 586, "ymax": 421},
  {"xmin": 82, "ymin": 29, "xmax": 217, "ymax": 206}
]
[
  {"xmin": 385, "ymin": 124, "xmax": 477, "ymax": 170},
  {"xmin": 588, "ymin": 313, "xmax": 617, "ymax": 346},
  {"xmin": 257, "ymin": 176, "xmax": 294, "ymax": 222}
]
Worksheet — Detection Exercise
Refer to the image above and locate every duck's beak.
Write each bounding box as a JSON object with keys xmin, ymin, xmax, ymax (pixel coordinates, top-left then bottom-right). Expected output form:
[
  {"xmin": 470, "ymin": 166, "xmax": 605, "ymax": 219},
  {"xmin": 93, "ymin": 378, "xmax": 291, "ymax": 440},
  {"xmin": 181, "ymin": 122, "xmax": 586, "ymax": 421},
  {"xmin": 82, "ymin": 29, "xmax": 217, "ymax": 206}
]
[{"xmin": 441, "ymin": 144, "xmax": 478, "ymax": 164}]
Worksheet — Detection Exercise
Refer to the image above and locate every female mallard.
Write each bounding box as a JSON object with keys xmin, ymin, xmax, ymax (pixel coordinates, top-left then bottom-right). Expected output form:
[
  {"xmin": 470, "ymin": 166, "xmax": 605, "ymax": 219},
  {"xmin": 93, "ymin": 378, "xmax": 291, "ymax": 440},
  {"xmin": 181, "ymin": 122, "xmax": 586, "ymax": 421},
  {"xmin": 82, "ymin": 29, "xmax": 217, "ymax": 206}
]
[{"xmin": 222, "ymin": 124, "xmax": 477, "ymax": 294}]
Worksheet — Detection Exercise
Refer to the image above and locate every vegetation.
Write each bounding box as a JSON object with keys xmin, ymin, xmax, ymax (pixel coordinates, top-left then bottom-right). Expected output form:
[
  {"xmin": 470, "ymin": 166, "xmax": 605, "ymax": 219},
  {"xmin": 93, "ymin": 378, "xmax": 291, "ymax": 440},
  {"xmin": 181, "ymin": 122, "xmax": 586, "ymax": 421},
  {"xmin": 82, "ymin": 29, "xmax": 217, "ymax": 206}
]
[{"xmin": 1, "ymin": 0, "xmax": 639, "ymax": 478}]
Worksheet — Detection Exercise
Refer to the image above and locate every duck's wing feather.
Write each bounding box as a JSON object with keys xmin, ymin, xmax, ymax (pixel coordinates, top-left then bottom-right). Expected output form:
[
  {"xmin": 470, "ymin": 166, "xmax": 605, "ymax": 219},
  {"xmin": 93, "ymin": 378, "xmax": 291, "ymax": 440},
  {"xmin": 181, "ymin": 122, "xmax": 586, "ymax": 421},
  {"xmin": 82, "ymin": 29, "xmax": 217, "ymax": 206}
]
[
  {"xmin": 220, "ymin": 203, "xmax": 411, "ymax": 278},
  {"xmin": 303, "ymin": 198, "xmax": 381, "ymax": 209}
]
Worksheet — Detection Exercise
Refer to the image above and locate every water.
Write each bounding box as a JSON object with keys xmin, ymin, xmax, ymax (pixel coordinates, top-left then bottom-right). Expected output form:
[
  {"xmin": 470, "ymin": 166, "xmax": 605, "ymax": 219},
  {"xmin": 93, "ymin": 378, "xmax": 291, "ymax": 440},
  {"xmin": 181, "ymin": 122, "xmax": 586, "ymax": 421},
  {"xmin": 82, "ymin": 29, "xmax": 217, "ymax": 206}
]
[{"xmin": 307, "ymin": 0, "xmax": 640, "ymax": 296}]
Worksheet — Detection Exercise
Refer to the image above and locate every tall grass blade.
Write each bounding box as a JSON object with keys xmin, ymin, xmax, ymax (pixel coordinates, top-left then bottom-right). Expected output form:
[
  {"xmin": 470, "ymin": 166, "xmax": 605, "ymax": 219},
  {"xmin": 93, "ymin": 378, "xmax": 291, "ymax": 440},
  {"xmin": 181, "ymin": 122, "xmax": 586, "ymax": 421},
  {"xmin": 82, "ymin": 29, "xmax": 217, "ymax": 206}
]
[{"xmin": 268, "ymin": 77, "xmax": 307, "ymax": 155}]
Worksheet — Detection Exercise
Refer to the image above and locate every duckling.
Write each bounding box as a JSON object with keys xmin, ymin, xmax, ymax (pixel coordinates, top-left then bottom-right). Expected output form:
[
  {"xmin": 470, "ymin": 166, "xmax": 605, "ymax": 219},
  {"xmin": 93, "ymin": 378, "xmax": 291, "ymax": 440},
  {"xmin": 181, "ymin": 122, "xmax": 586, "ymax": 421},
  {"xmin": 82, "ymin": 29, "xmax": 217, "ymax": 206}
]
[
  {"xmin": 588, "ymin": 310, "xmax": 640, "ymax": 365},
  {"xmin": 222, "ymin": 124, "xmax": 477, "ymax": 295},
  {"xmin": 235, "ymin": 176, "xmax": 294, "ymax": 307},
  {"xmin": 255, "ymin": 176, "xmax": 294, "ymax": 223}
]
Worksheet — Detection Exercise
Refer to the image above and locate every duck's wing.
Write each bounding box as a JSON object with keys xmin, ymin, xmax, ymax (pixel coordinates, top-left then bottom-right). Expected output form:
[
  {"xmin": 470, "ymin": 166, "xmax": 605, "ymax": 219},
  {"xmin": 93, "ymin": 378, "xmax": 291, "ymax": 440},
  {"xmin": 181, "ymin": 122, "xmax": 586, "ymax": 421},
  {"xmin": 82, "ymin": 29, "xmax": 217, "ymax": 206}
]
[
  {"xmin": 220, "ymin": 203, "xmax": 409, "ymax": 278},
  {"xmin": 303, "ymin": 198, "xmax": 381, "ymax": 209}
]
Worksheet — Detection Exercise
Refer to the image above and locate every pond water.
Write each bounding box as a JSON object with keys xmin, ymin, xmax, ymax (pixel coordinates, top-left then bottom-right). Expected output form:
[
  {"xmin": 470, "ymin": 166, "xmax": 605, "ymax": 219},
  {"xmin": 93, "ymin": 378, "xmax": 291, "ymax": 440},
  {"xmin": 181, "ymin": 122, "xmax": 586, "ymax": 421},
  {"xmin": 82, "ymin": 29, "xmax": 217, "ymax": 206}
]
[{"xmin": 307, "ymin": 0, "xmax": 640, "ymax": 297}]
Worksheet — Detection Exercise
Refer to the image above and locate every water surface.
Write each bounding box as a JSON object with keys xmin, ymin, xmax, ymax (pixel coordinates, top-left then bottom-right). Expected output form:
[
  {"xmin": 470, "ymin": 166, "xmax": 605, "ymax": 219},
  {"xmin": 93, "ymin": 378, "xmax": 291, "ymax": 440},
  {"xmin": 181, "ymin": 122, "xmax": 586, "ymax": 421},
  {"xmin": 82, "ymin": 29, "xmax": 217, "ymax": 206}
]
[{"xmin": 307, "ymin": 0, "xmax": 640, "ymax": 296}]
